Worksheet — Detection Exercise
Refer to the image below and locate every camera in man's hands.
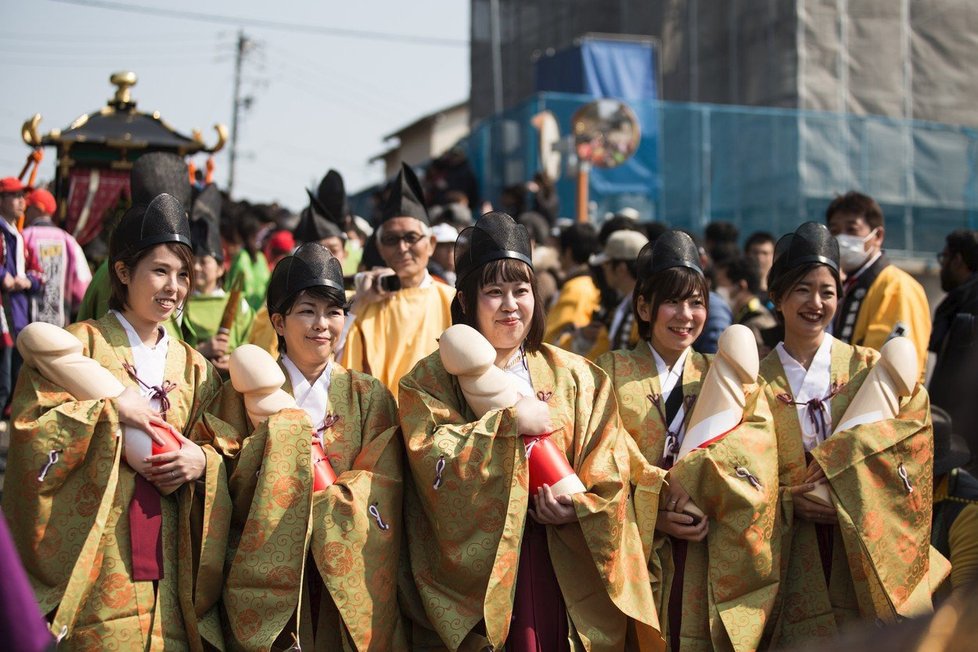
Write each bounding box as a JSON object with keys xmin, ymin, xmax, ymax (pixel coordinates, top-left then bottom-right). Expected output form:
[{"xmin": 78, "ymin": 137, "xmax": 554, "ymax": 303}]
[{"xmin": 379, "ymin": 275, "xmax": 402, "ymax": 293}]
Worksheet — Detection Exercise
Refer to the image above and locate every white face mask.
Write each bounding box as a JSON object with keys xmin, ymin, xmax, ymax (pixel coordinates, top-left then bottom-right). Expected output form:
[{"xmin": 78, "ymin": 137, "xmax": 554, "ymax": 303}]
[{"xmin": 836, "ymin": 228, "xmax": 878, "ymax": 271}]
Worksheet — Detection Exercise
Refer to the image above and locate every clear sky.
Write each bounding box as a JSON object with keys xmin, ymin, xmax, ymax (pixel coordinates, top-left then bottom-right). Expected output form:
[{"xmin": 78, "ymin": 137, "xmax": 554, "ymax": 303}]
[{"xmin": 0, "ymin": 0, "xmax": 470, "ymax": 212}]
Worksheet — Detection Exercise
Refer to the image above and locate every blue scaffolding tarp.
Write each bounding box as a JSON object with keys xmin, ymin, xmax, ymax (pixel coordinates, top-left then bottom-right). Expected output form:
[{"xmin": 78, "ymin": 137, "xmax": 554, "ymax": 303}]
[{"xmin": 457, "ymin": 93, "xmax": 978, "ymax": 255}]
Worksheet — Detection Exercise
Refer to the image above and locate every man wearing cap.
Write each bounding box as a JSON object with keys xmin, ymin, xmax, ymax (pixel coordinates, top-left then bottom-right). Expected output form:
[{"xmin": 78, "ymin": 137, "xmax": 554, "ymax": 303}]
[
  {"xmin": 340, "ymin": 163, "xmax": 454, "ymax": 400},
  {"xmin": 578, "ymin": 229, "xmax": 647, "ymax": 359},
  {"xmin": 0, "ymin": 177, "xmax": 43, "ymax": 411},
  {"xmin": 22, "ymin": 188, "xmax": 92, "ymax": 328},
  {"xmin": 428, "ymin": 222, "xmax": 458, "ymax": 285},
  {"xmin": 930, "ymin": 406, "xmax": 978, "ymax": 598}
]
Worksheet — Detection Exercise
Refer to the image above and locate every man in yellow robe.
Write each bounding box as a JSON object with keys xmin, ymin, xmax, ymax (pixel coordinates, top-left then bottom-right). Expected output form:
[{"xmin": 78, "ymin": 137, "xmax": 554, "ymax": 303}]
[
  {"xmin": 340, "ymin": 163, "xmax": 453, "ymax": 401},
  {"xmin": 827, "ymin": 191, "xmax": 930, "ymax": 377},
  {"xmin": 543, "ymin": 222, "xmax": 601, "ymax": 347}
]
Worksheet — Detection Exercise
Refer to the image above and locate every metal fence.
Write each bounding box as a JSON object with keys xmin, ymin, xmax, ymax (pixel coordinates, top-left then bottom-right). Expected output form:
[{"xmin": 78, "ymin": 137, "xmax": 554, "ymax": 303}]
[{"xmin": 460, "ymin": 92, "xmax": 978, "ymax": 255}]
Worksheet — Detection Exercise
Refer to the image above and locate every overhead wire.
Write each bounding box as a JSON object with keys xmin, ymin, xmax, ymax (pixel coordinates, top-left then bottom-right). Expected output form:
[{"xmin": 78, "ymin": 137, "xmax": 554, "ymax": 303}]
[
  {"xmin": 266, "ymin": 62, "xmax": 393, "ymax": 121},
  {"xmin": 2, "ymin": 58, "xmax": 230, "ymax": 69},
  {"xmin": 0, "ymin": 30, "xmax": 218, "ymax": 44},
  {"xmin": 47, "ymin": 0, "xmax": 469, "ymax": 48},
  {"xmin": 271, "ymin": 43, "xmax": 397, "ymax": 104}
]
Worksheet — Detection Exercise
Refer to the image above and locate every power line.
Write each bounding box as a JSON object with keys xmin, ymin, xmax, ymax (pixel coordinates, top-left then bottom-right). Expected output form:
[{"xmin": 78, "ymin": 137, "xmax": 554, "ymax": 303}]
[
  {"xmin": 0, "ymin": 31, "xmax": 216, "ymax": 44},
  {"xmin": 1, "ymin": 50, "xmax": 222, "ymax": 62},
  {"xmin": 3, "ymin": 58, "xmax": 229, "ymax": 69},
  {"xmin": 48, "ymin": 0, "xmax": 469, "ymax": 48},
  {"xmin": 0, "ymin": 42, "xmax": 234, "ymax": 55},
  {"xmin": 271, "ymin": 43, "xmax": 399, "ymax": 109},
  {"xmin": 268, "ymin": 53, "xmax": 399, "ymax": 122}
]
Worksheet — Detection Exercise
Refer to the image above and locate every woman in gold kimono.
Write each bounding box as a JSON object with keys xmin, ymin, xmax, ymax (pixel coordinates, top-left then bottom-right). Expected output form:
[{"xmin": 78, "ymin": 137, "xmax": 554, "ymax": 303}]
[
  {"xmin": 596, "ymin": 231, "xmax": 779, "ymax": 652},
  {"xmin": 398, "ymin": 212, "xmax": 659, "ymax": 651},
  {"xmin": 759, "ymin": 222, "xmax": 940, "ymax": 646},
  {"xmin": 2, "ymin": 192, "xmax": 228, "ymax": 650},
  {"xmin": 208, "ymin": 242, "xmax": 405, "ymax": 650}
]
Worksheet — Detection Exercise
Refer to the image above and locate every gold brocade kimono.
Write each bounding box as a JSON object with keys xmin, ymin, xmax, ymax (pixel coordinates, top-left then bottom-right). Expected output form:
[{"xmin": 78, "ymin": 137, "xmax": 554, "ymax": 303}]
[
  {"xmin": 247, "ymin": 304, "xmax": 279, "ymax": 360},
  {"xmin": 341, "ymin": 282, "xmax": 455, "ymax": 401},
  {"xmin": 398, "ymin": 344, "xmax": 662, "ymax": 652},
  {"xmin": 759, "ymin": 337, "xmax": 948, "ymax": 647},
  {"xmin": 597, "ymin": 344, "xmax": 780, "ymax": 652},
  {"xmin": 1, "ymin": 313, "xmax": 229, "ymax": 651},
  {"xmin": 206, "ymin": 363, "xmax": 406, "ymax": 651}
]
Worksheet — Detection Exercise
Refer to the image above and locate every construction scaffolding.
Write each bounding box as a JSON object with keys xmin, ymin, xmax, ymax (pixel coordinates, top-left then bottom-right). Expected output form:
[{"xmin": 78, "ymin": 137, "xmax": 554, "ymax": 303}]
[{"xmin": 461, "ymin": 92, "xmax": 978, "ymax": 255}]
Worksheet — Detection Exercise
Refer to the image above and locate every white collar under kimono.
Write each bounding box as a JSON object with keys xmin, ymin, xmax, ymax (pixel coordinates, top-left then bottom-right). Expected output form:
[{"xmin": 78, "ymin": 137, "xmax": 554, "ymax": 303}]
[
  {"xmin": 775, "ymin": 335, "xmax": 834, "ymax": 452},
  {"xmin": 501, "ymin": 348, "xmax": 535, "ymax": 398},
  {"xmin": 112, "ymin": 309, "xmax": 170, "ymax": 412},
  {"xmin": 649, "ymin": 342, "xmax": 691, "ymax": 455},
  {"xmin": 281, "ymin": 354, "xmax": 333, "ymax": 434}
]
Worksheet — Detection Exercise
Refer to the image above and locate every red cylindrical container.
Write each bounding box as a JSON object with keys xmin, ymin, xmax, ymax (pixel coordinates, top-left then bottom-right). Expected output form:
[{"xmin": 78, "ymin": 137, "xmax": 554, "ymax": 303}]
[
  {"xmin": 311, "ymin": 439, "xmax": 338, "ymax": 491},
  {"xmin": 523, "ymin": 435, "xmax": 586, "ymax": 497}
]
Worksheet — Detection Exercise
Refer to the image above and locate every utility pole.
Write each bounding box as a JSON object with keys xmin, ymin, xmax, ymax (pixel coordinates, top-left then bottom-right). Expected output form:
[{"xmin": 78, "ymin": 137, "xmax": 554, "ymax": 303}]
[
  {"xmin": 489, "ymin": 0, "xmax": 503, "ymax": 114},
  {"xmin": 227, "ymin": 29, "xmax": 249, "ymax": 196}
]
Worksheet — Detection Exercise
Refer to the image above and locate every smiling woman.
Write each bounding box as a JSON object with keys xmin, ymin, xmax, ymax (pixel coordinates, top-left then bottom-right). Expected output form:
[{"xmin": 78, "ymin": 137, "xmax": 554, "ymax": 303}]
[
  {"xmin": 3, "ymin": 192, "xmax": 228, "ymax": 648},
  {"xmin": 399, "ymin": 212, "xmax": 660, "ymax": 650},
  {"xmin": 759, "ymin": 222, "xmax": 941, "ymax": 645},
  {"xmin": 597, "ymin": 230, "xmax": 781, "ymax": 651},
  {"xmin": 205, "ymin": 242, "xmax": 407, "ymax": 649}
]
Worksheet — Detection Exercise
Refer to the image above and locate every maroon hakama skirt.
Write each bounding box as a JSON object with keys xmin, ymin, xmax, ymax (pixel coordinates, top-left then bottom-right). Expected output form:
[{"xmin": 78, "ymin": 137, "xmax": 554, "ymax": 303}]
[{"xmin": 508, "ymin": 518, "xmax": 570, "ymax": 651}]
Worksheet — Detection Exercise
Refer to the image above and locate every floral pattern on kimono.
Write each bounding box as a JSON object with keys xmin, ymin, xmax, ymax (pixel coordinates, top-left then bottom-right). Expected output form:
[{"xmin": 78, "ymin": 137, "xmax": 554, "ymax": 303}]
[
  {"xmin": 598, "ymin": 343, "xmax": 781, "ymax": 652},
  {"xmin": 398, "ymin": 344, "xmax": 661, "ymax": 652},
  {"xmin": 759, "ymin": 336, "xmax": 948, "ymax": 648},
  {"xmin": 2, "ymin": 313, "xmax": 228, "ymax": 651},
  {"xmin": 206, "ymin": 363, "xmax": 406, "ymax": 651}
]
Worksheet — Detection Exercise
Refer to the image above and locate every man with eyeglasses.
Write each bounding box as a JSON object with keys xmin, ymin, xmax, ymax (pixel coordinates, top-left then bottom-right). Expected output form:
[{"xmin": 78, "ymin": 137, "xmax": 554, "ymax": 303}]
[
  {"xmin": 826, "ymin": 190, "xmax": 930, "ymax": 379},
  {"xmin": 929, "ymin": 229, "xmax": 978, "ymax": 467},
  {"xmin": 340, "ymin": 163, "xmax": 454, "ymax": 400}
]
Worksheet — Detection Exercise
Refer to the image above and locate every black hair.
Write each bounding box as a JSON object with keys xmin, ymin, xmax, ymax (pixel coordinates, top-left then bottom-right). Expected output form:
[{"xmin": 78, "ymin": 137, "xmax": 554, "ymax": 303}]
[
  {"xmin": 642, "ymin": 221, "xmax": 669, "ymax": 243},
  {"xmin": 109, "ymin": 242, "xmax": 195, "ymax": 313},
  {"xmin": 613, "ymin": 258, "xmax": 639, "ymax": 279},
  {"xmin": 559, "ymin": 222, "xmax": 600, "ymax": 265},
  {"xmin": 717, "ymin": 256, "xmax": 762, "ymax": 294},
  {"xmin": 271, "ymin": 285, "xmax": 348, "ymax": 354},
  {"xmin": 704, "ymin": 221, "xmax": 739, "ymax": 245},
  {"xmin": 633, "ymin": 266, "xmax": 710, "ymax": 341},
  {"xmin": 744, "ymin": 231, "xmax": 775, "ymax": 252},
  {"xmin": 452, "ymin": 258, "xmax": 545, "ymax": 353},
  {"xmin": 825, "ymin": 191, "xmax": 885, "ymax": 230},
  {"xmin": 598, "ymin": 217, "xmax": 641, "ymax": 246},
  {"xmin": 946, "ymin": 229, "xmax": 978, "ymax": 273},
  {"xmin": 709, "ymin": 241, "xmax": 741, "ymax": 267},
  {"xmin": 767, "ymin": 262, "xmax": 842, "ymax": 324},
  {"xmin": 516, "ymin": 211, "xmax": 549, "ymax": 246}
]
